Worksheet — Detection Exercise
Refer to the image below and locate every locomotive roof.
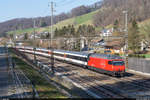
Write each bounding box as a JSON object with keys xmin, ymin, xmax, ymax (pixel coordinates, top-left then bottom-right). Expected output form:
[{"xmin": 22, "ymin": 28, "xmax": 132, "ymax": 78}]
[
  {"xmin": 17, "ymin": 46, "xmax": 33, "ymax": 49},
  {"xmin": 35, "ymin": 47, "xmax": 89, "ymax": 57},
  {"xmin": 90, "ymin": 53, "xmax": 123, "ymax": 60},
  {"xmin": 36, "ymin": 48, "xmax": 49, "ymax": 52}
]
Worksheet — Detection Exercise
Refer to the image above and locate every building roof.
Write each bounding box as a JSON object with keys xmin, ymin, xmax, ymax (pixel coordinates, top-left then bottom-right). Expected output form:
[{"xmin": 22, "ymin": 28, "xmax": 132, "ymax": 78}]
[{"xmin": 105, "ymin": 39, "xmax": 125, "ymax": 50}]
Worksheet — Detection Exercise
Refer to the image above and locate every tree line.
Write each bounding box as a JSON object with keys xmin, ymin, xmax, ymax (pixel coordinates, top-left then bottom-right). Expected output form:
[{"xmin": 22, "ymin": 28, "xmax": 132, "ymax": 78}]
[{"xmin": 41, "ymin": 24, "xmax": 96, "ymax": 39}]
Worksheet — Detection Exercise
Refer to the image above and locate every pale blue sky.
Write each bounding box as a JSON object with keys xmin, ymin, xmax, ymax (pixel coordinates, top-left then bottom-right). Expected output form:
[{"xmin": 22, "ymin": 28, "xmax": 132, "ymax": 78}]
[{"xmin": 0, "ymin": 0, "xmax": 101, "ymax": 22}]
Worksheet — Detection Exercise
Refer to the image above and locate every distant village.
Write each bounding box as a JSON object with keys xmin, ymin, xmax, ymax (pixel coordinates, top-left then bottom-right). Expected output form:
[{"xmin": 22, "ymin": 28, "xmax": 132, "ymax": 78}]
[{"xmin": 6, "ymin": 27, "xmax": 150, "ymax": 55}]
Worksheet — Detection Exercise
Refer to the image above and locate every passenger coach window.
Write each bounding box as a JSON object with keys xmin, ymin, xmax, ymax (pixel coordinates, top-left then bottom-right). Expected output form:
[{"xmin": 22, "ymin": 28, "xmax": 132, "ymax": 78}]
[
  {"xmin": 80, "ymin": 57, "xmax": 87, "ymax": 61},
  {"xmin": 108, "ymin": 61, "xmax": 112, "ymax": 65}
]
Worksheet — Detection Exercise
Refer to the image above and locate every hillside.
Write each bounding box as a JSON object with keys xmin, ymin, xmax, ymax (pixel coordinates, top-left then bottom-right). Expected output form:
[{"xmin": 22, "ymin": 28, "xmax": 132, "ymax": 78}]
[
  {"xmin": 0, "ymin": 1, "xmax": 102, "ymax": 37},
  {"xmin": 5, "ymin": 0, "xmax": 150, "ymax": 40},
  {"xmin": 7, "ymin": 10, "xmax": 99, "ymax": 35},
  {"xmin": 139, "ymin": 18, "xmax": 150, "ymax": 40}
]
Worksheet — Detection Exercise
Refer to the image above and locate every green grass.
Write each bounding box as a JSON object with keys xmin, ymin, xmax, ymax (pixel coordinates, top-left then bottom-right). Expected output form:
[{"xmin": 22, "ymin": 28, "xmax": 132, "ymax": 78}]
[
  {"xmin": 74, "ymin": 10, "xmax": 97, "ymax": 25},
  {"xmin": 11, "ymin": 53, "xmax": 67, "ymax": 98},
  {"xmin": 54, "ymin": 18, "xmax": 75, "ymax": 29},
  {"xmin": 8, "ymin": 27, "xmax": 50, "ymax": 35},
  {"xmin": 140, "ymin": 54, "xmax": 150, "ymax": 58},
  {"xmin": 128, "ymin": 54, "xmax": 150, "ymax": 58}
]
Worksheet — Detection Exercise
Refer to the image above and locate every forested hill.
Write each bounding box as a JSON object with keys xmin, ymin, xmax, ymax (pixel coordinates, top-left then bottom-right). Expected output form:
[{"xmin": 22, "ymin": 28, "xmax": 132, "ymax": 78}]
[
  {"xmin": 93, "ymin": 0, "xmax": 150, "ymax": 28},
  {"xmin": 0, "ymin": 1, "xmax": 102, "ymax": 37},
  {"xmin": 1, "ymin": 0, "xmax": 150, "ymax": 37}
]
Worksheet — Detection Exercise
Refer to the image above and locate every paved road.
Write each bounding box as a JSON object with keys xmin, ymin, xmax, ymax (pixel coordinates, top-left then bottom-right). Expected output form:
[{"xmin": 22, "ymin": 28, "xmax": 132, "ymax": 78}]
[{"xmin": 0, "ymin": 47, "xmax": 12, "ymax": 98}]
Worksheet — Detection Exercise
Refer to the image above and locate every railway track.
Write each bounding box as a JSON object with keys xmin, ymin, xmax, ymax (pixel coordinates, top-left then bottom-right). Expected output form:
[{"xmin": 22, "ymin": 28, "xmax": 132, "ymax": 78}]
[
  {"xmin": 8, "ymin": 53, "xmax": 33, "ymax": 98},
  {"xmin": 19, "ymin": 52, "xmax": 150, "ymax": 98},
  {"xmin": 59, "ymin": 68, "xmax": 125, "ymax": 98},
  {"xmin": 54, "ymin": 61, "xmax": 134, "ymax": 98},
  {"xmin": 8, "ymin": 54, "xmax": 24, "ymax": 98}
]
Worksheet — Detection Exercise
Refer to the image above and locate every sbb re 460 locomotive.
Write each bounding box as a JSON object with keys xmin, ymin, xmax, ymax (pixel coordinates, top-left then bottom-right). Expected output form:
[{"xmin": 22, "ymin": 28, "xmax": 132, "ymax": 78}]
[{"xmin": 15, "ymin": 46, "xmax": 125, "ymax": 76}]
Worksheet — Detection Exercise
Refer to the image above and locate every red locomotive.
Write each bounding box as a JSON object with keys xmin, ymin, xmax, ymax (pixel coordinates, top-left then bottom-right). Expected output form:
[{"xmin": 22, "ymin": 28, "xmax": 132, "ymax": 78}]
[{"xmin": 87, "ymin": 54, "xmax": 125, "ymax": 76}]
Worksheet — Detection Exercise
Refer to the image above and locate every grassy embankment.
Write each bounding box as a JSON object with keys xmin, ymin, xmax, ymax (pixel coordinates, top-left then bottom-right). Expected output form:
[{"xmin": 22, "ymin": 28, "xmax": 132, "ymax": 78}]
[
  {"xmin": 10, "ymin": 52, "xmax": 67, "ymax": 98},
  {"xmin": 129, "ymin": 54, "xmax": 150, "ymax": 58},
  {"xmin": 140, "ymin": 54, "xmax": 150, "ymax": 58}
]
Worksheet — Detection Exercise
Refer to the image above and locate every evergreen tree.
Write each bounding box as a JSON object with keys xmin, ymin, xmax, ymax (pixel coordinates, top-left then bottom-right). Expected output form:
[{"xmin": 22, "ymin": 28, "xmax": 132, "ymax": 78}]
[
  {"xmin": 46, "ymin": 32, "xmax": 50, "ymax": 38},
  {"xmin": 67, "ymin": 25, "xmax": 72, "ymax": 37},
  {"xmin": 113, "ymin": 19, "xmax": 119, "ymax": 31},
  {"xmin": 71, "ymin": 25, "xmax": 75, "ymax": 36},
  {"xmin": 54, "ymin": 28, "xmax": 58, "ymax": 37},
  {"xmin": 62, "ymin": 26, "xmax": 67, "ymax": 36},
  {"xmin": 9, "ymin": 34, "xmax": 14, "ymax": 40},
  {"xmin": 24, "ymin": 33, "xmax": 28, "ymax": 40},
  {"xmin": 128, "ymin": 20, "xmax": 141, "ymax": 53},
  {"xmin": 41, "ymin": 21, "xmax": 47, "ymax": 27},
  {"xmin": 82, "ymin": 25, "xmax": 87, "ymax": 36},
  {"xmin": 76, "ymin": 25, "xmax": 82, "ymax": 37}
]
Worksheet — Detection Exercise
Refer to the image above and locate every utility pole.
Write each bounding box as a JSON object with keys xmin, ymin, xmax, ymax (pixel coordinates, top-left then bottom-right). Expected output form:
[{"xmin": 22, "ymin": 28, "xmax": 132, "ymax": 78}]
[
  {"xmin": 14, "ymin": 24, "xmax": 18, "ymax": 48},
  {"xmin": 33, "ymin": 20, "xmax": 36, "ymax": 63},
  {"xmin": 14, "ymin": 33, "xmax": 16, "ymax": 49},
  {"xmin": 50, "ymin": 2, "xmax": 54, "ymax": 47},
  {"xmin": 49, "ymin": 1, "xmax": 55, "ymax": 73},
  {"xmin": 123, "ymin": 10, "xmax": 128, "ymax": 69}
]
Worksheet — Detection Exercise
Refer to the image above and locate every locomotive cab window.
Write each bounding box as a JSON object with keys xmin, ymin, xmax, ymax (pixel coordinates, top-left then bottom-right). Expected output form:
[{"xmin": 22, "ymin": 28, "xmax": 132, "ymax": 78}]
[
  {"xmin": 112, "ymin": 61, "xmax": 124, "ymax": 66},
  {"xmin": 108, "ymin": 61, "xmax": 112, "ymax": 65}
]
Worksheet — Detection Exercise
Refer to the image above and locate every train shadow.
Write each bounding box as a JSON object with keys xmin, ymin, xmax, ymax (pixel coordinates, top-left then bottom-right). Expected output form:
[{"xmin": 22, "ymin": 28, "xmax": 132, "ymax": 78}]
[
  {"xmin": 115, "ymin": 72, "xmax": 135, "ymax": 78},
  {"xmin": 123, "ymin": 72, "xmax": 135, "ymax": 77},
  {"xmin": 78, "ymin": 75, "xmax": 150, "ymax": 98},
  {"xmin": 56, "ymin": 66, "xmax": 73, "ymax": 73}
]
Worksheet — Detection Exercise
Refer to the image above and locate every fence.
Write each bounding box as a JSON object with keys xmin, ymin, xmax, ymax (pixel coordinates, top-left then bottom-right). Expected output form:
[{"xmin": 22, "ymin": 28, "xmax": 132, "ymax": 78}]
[{"xmin": 128, "ymin": 58, "xmax": 150, "ymax": 74}]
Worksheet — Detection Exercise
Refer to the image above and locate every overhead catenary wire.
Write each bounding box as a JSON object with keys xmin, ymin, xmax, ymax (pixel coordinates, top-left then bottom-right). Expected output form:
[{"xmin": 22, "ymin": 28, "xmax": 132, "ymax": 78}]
[
  {"xmin": 41, "ymin": 6, "xmax": 50, "ymax": 16},
  {"xmin": 55, "ymin": 0, "xmax": 80, "ymax": 9},
  {"xmin": 55, "ymin": 0, "xmax": 75, "ymax": 7}
]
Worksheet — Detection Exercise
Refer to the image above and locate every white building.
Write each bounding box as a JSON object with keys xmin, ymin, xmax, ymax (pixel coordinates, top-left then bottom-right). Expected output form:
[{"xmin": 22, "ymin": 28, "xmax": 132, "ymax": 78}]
[{"xmin": 101, "ymin": 28, "xmax": 114, "ymax": 37}]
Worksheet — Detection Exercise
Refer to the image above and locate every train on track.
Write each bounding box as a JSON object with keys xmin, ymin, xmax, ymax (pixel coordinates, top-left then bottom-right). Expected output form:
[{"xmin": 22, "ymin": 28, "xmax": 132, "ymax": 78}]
[{"xmin": 15, "ymin": 46, "xmax": 125, "ymax": 76}]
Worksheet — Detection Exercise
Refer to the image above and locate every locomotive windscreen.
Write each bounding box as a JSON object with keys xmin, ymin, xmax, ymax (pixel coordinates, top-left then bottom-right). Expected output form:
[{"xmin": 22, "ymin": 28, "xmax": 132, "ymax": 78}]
[{"xmin": 112, "ymin": 61, "xmax": 124, "ymax": 66}]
